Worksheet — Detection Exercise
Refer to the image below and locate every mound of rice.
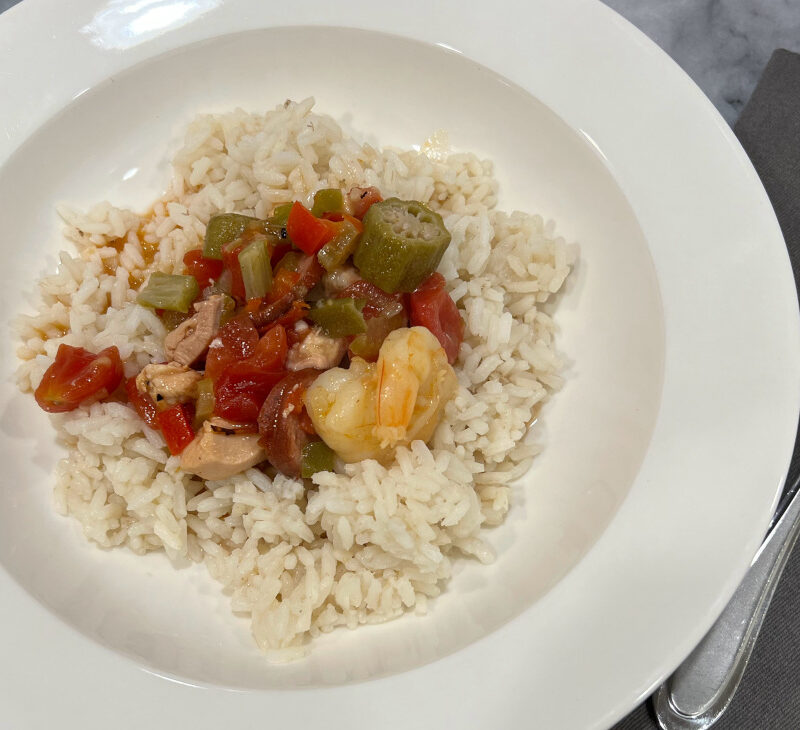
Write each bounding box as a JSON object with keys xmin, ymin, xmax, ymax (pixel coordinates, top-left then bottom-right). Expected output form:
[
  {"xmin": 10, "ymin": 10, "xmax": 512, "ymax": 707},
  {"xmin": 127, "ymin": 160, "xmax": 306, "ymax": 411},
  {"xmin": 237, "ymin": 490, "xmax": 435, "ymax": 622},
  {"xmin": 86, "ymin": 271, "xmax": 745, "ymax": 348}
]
[{"xmin": 15, "ymin": 98, "xmax": 574, "ymax": 660}]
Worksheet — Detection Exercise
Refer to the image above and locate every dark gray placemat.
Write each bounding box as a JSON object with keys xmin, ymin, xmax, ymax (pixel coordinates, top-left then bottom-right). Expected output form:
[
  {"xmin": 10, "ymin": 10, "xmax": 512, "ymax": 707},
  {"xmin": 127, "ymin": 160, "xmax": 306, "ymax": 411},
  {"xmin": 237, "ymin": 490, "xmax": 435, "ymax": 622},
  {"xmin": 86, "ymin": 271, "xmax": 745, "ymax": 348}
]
[{"xmin": 614, "ymin": 48, "xmax": 800, "ymax": 730}]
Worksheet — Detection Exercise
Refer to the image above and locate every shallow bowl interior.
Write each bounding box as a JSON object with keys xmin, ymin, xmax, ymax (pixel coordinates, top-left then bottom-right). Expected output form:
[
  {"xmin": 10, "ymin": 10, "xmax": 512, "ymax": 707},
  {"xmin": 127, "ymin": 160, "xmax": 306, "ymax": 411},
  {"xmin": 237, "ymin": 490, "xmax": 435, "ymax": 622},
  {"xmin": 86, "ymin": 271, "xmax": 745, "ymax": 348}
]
[{"xmin": 0, "ymin": 26, "xmax": 663, "ymax": 689}]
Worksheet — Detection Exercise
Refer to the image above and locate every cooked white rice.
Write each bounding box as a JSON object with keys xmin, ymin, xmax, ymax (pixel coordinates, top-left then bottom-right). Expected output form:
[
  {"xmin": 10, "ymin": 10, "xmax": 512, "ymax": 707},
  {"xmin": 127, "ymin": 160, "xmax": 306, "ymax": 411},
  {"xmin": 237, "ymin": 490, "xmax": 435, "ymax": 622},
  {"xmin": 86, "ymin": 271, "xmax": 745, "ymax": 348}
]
[{"xmin": 15, "ymin": 98, "xmax": 575, "ymax": 660}]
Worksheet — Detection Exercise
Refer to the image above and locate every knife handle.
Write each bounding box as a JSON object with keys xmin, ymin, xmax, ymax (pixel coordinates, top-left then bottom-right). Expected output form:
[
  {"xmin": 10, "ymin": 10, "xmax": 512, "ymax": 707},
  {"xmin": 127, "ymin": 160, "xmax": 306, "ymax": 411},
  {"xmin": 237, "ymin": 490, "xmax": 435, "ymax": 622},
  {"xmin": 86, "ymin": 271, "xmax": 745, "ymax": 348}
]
[{"xmin": 653, "ymin": 475, "xmax": 800, "ymax": 730}]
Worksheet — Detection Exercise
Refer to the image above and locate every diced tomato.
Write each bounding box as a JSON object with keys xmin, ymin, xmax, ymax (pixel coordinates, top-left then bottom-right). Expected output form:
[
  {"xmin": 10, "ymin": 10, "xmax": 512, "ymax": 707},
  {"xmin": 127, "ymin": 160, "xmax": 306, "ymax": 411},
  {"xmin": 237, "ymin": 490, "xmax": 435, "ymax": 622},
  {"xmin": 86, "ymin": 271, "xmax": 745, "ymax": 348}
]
[
  {"xmin": 348, "ymin": 186, "xmax": 383, "ymax": 219},
  {"xmin": 267, "ymin": 267, "xmax": 301, "ymax": 304},
  {"xmin": 322, "ymin": 211, "xmax": 365, "ymax": 233},
  {"xmin": 269, "ymin": 242, "xmax": 293, "ymax": 268},
  {"xmin": 221, "ymin": 239, "xmax": 247, "ymax": 302},
  {"xmin": 34, "ymin": 344, "xmax": 124, "ymax": 413},
  {"xmin": 264, "ymin": 253, "xmax": 322, "ymax": 308},
  {"xmin": 124, "ymin": 375, "xmax": 158, "ymax": 428},
  {"xmin": 207, "ymin": 324, "xmax": 288, "ymax": 423},
  {"xmin": 157, "ymin": 403, "xmax": 196, "ymax": 455},
  {"xmin": 213, "ymin": 362, "xmax": 285, "ymax": 424},
  {"xmin": 250, "ymin": 325, "xmax": 288, "ymax": 371},
  {"xmin": 183, "ymin": 249, "xmax": 224, "ymax": 290},
  {"xmin": 339, "ymin": 279, "xmax": 404, "ymax": 319},
  {"xmin": 286, "ymin": 324, "xmax": 310, "ymax": 348},
  {"xmin": 274, "ymin": 299, "xmax": 309, "ymax": 329},
  {"xmin": 409, "ymin": 272, "xmax": 464, "ymax": 364},
  {"xmin": 286, "ymin": 202, "xmax": 337, "ymax": 255},
  {"xmin": 204, "ymin": 316, "xmax": 259, "ymax": 382},
  {"xmin": 294, "ymin": 253, "xmax": 324, "ymax": 294},
  {"xmin": 242, "ymin": 297, "xmax": 263, "ymax": 316}
]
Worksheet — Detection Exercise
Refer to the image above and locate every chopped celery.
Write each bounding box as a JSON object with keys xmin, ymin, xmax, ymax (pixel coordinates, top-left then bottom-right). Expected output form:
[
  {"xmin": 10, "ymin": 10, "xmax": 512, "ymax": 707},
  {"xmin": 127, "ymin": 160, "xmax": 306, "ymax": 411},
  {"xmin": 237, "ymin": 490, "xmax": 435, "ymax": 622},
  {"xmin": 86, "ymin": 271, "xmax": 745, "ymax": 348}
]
[
  {"xmin": 317, "ymin": 220, "xmax": 361, "ymax": 272},
  {"xmin": 203, "ymin": 213, "xmax": 260, "ymax": 260},
  {"xmin": 193, "ymin": 378, "xmax": 215, "ymax": 429},
  {"xmin": 300, "ymin": 440, "xmax": 335, "ymax": 478},
  {"xmin": 268, "ymin": 203, "xmax": 293, "ymax": 227},
  {"xmin": 308, "ymin": 298, "xmax": 366, "ymax": 338},
  {"xmin": 137, "ymin": 272, "xmax": 199, "ymax": 313},
  {"xmin": 311, "ymin": 188, "xmax": 344, "ymax": 218},
  {"xmin": 354, "ymin": 198, "xmax": 451, "ymax": 293},
  {"xmin": 238, "ymin": 238, "xmax": 273, "ymax": 300}
]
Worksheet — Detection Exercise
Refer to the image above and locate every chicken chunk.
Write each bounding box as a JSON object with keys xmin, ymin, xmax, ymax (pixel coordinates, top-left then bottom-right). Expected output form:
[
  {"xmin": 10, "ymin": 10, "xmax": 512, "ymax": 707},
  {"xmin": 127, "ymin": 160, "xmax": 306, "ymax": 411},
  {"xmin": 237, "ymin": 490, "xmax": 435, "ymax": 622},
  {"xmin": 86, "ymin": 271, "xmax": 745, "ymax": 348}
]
[
  {"xmin": 164, "ymin": 294, "xmax": 224, "ymax": 366},
  {"xmin": 286, "ymin": 326, "xmax": 347, "ymax": 371},
  {"xmin": 135, "ymin": 362, "xmax": 202, "ymax": 405},
  {"xmin": 180, "ymin": 419, "xmax": 266, "ymax": 480},
  {"xmin": 322, "ymin": 266, "xmax": 361, "ymax": 297}
]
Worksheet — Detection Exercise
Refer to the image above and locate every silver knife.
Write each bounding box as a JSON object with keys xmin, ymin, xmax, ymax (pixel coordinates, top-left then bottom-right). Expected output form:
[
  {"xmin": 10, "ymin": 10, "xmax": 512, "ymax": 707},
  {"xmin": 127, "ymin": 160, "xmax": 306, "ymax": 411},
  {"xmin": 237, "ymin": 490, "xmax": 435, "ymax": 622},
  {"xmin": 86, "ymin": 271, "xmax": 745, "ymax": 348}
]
[{"xmin": 653, "ymin": 471, "xmax": 800, "ymax": 729}]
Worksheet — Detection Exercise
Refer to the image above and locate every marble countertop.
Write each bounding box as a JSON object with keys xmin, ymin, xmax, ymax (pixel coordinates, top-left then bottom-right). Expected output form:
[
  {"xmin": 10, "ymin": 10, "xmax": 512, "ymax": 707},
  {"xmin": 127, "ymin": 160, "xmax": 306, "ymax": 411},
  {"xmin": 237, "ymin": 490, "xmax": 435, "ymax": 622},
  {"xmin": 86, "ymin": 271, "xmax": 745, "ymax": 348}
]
[{"xmin": 603, "ymin": 0, "xmax": 800, "ymax": 124}]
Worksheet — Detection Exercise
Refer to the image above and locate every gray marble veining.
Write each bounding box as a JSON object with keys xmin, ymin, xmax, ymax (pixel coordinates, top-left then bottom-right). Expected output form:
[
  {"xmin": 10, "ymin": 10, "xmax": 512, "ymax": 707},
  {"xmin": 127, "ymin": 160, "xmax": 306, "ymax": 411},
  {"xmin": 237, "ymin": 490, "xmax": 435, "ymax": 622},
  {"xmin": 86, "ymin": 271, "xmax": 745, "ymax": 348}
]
[{"xmin": 602, "ymin": 0, "xmax": 800, "ymax": 125}]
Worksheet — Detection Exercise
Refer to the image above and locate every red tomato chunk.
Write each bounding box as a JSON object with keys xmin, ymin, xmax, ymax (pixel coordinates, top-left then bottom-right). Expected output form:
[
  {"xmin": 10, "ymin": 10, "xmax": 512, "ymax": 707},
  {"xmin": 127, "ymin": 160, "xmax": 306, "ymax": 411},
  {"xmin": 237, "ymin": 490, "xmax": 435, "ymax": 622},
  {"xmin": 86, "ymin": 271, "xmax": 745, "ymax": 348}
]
[
  {"xmin": 157, "ymin": 403, "xmax": 196, "ymax": 455},
  {"xmin": 221, "ymin": 239, "xmax": 248, "ymax": 302},
  {"xmin": 183, "ymin": 249, "xmax": 224, "ymax": 290},
  {"xmin": 35, "ymin": 344, "xmax": 124, "ymax": 413},
  {"xmin": 348, "ymin": 186, "xmax": 383, "ymax": 219},
  {"xmin": 286, "ymin": 202, "xmax": 337, "ymax": 255},
  {"xmin": 124, "ymin": 376, "xmax": 158, "ymax": 428},
  {"xmin": 204, "ymin": 316, "xmax": 260, "ymax": 383},
  {"xmin": 214, "ymin": 363, "xmax": 285, "ymax": 424},
  {"xmin": 213, "ymin": 324, "xmax": 288, "ymax": 424},
  {"xmin": 409, "ymin": 272, "xmax": 464, "ymax": 365},
  {"xmin": 338, "ymin": 279, "xmax": 404, "ymax": 319}
]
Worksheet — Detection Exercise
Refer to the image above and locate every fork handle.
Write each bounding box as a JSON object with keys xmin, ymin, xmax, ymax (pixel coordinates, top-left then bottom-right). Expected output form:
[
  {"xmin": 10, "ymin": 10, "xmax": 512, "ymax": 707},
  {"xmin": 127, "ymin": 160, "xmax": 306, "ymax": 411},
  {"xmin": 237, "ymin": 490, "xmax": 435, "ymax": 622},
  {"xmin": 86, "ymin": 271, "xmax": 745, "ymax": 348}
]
[{"xmin": 653, "ymin": 478, "xmax": 800, "ymax": 730}]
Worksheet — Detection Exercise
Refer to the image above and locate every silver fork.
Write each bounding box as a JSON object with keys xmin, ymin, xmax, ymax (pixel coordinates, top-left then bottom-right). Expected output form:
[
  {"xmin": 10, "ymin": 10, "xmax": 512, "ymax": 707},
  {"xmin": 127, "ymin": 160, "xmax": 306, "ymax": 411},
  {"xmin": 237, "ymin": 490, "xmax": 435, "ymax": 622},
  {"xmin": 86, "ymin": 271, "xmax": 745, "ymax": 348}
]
[{"xmin": 653, "ymin": 472, "xmax": 800, "ymax": 729}]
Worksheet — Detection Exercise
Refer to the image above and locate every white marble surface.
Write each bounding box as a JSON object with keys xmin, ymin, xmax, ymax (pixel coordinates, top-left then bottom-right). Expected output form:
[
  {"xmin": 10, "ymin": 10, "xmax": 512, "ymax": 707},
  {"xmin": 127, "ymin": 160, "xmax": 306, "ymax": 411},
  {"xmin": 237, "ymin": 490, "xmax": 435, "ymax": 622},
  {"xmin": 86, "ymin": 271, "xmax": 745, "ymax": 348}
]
[
  {"xmin": 1, "ymin": 0, "xmax": 798, "ymax": 124},
  {"xmin": 603, "ymin": 0, "xmax": 800, "ymax": 124}
]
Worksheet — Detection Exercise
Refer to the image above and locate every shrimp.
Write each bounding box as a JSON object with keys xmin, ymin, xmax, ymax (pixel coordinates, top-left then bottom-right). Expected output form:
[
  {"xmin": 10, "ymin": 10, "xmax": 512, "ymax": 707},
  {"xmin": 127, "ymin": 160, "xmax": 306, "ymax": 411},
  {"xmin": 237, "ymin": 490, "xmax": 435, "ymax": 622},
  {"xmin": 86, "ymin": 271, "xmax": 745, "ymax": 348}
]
[
  {"xmin": 303, "ymin": 327, "xmax": 457, "ymax": 463},
  {"xmin": 304, "ymin": 358, "xmax": 387, "ymax": 463},
  {"xmin": 374, "ymin": 326, "xmax": 457, "ymax": 448}
]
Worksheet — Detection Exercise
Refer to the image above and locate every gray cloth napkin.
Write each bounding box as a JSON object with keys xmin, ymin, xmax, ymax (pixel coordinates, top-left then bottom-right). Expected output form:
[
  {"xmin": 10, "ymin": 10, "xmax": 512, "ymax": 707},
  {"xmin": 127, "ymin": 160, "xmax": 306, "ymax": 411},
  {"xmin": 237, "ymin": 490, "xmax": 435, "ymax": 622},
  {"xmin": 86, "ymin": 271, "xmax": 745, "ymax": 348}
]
[{"xmin": 613, "ymin": 48, "xmax": 800, "ymax": 730}]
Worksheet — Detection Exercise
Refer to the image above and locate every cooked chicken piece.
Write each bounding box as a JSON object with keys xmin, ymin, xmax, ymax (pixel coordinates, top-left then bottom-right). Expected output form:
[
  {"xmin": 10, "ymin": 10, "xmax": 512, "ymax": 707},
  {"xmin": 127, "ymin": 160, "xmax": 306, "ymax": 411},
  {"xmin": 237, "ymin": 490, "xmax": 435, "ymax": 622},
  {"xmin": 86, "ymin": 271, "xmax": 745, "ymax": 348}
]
[
  {"xmin": 286, "ymin": 326, "xmax": 347, "ymax": 371},
  {"xmin": 135, "ymin": 362, "xmax": 202, "ymax": 405},
  {"xmin": 180, "ymin": 419, "xmax": 266, "ymax": 480},
  {"xmin": 164, "ymin": 294, "xmax": 224, "ymax": 366},
  {"xmin": 322, "ymin": 266, "xmax": 361, "ymax": 297}
]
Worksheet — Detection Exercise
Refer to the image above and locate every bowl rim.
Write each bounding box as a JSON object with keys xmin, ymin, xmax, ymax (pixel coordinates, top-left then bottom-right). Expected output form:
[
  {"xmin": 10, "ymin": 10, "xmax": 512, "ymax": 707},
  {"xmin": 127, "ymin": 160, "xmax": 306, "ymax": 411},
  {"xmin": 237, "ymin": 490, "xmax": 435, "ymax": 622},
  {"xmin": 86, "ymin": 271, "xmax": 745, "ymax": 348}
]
[{"xmin": 0, "ymin": 1, "xmax": 798, "ymax": 728}]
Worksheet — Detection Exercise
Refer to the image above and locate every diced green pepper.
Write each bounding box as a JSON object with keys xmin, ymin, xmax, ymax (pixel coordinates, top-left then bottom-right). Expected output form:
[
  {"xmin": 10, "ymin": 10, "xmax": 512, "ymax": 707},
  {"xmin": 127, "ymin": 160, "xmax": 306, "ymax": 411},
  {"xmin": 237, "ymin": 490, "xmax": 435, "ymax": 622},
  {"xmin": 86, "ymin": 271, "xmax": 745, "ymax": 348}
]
[
  {"xmin": 354, "ymin": 198, "xmax": 451, "ymax": 293},
  {"xmin": 308, "ymin": 298, "xmax": 367, "ymax": 338},
  {"xmin": 311, "ymin": 188, "xmax": 344, "ymax": 218},
  {"xmin": 203, "ymin": 213, "xmax": 261, "ymax": 260},
  {"xmin": 305, "ymin": 281, "xmax": 326, "ymax": 303},
  {"xmin": 193, "ymin": 378, "xmax": 215, "ymax": 429},
  {"xmin": 317, "ymin": 219, "xmax": 361, "ymax": 272},
  {"xmin": 301, "ymin": 440, "xmax": 336, "ymax": 478},
  {"xmin": 268, "ymin": 203, "xmax": 293, "ymax": 227},
  {"xmin": 348, "ymin": 311, "xmax": 407, "ymax": 361},
  {"xmin": 276, "ymin": 250, "xmax": 302, "ymax": 273},
  {"xmin": 137, "ymin": 272, "xmax": 199, "ymax": 313},
  {"xmin": 238, "ymin": 238, "xmax": 273, "ymax": 300}
]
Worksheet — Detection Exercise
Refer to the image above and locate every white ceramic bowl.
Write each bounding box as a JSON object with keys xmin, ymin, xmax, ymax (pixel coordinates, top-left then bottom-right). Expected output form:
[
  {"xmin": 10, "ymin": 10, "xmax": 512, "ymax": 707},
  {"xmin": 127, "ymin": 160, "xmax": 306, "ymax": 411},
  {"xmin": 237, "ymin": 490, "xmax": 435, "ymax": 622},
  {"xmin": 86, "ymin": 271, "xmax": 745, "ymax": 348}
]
[{"xmin": 0, "ymin": 1, "xmax": 797, "ymax": 728}]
